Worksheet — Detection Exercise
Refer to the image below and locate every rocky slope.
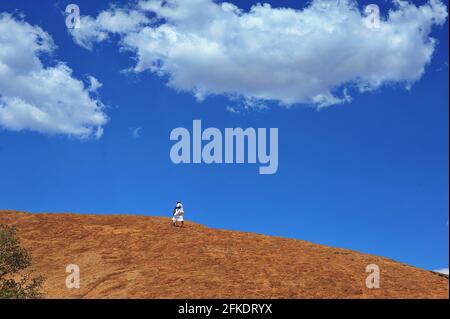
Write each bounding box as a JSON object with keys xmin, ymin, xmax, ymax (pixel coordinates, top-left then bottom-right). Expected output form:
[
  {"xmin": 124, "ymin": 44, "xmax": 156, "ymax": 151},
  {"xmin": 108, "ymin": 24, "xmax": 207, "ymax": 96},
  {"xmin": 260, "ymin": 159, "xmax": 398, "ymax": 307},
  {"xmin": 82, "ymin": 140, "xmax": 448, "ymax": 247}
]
[{"xmin": 0, "ymin": 210, "xmax": 448, "ymax": 298}]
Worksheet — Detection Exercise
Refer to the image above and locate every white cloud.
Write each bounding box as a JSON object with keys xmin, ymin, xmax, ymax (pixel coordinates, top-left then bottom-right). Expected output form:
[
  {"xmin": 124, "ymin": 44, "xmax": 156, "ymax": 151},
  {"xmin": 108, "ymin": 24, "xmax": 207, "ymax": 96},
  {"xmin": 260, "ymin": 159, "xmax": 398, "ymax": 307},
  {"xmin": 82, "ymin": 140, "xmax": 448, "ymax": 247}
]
[
  {"xmin": 434, "ymin": 268, "xmax": 449, "ymax": 275},
  {"xmin": 129, "ymin": 127, "xmax": 142, "ymax": 138},
  {"xmin": 226, "ymin": 106, "xmax": 240, "ymax": 114},
  {"xmin": 0, "ymin": 13, "xmax": 108, "ymax": 139},
  {"xmin": 70, "ymin": 0, "xmax": 447, "ymax": 108},
  {"xmin": 70, "ymin": 8, "xmax": 150, "ymax": 50},
  {"xmin": 88, "ymin": 75, "xmax": 103, "ymax": 92}
]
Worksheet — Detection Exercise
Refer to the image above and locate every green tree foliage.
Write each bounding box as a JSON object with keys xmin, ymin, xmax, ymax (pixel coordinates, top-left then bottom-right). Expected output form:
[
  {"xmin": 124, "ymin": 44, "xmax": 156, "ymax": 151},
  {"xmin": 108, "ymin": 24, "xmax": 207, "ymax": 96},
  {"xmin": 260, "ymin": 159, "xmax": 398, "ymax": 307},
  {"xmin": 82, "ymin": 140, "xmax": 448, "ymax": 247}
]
[{"xmin": 0, "ymin": 224, "xmax": 45, "ymax": 299}]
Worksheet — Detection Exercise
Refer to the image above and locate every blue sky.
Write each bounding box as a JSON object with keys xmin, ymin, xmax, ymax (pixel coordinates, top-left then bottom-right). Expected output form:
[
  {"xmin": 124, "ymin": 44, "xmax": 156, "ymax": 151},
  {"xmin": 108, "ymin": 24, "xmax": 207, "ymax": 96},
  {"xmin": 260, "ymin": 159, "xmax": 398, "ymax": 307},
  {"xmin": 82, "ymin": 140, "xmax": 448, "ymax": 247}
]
[{"xmin": 0, "ymin": 0, "xmax": 448, "ymax": 273}]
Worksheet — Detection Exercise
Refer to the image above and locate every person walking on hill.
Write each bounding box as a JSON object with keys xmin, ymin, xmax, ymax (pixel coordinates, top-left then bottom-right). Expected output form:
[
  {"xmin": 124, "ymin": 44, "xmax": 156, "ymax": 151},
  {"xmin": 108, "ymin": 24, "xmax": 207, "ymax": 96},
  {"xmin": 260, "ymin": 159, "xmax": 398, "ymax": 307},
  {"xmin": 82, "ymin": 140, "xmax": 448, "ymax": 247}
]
[{"xmin": 172, "ymin": 201, "xmax": 184, "ymax": 227}]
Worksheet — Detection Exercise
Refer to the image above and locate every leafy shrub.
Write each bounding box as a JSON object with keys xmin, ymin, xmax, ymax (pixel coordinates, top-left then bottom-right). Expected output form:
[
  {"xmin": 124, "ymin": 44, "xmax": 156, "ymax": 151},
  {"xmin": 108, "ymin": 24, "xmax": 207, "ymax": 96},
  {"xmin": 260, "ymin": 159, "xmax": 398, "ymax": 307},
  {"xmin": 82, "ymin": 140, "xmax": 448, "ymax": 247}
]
[{"xmin": 0, "ymin": 224, "xmax": 44, "ymax": 299}]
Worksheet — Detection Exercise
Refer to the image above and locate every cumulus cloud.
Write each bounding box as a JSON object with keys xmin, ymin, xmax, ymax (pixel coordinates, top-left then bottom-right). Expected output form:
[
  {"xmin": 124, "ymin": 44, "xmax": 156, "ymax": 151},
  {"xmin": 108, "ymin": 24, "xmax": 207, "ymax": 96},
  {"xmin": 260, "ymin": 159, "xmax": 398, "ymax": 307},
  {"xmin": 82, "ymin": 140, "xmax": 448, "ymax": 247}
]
[
  {"xmin": 70, "ymin": 0, "xmax": 447, "ymax": 108},
  {"xmin": 0, "ymin": 13, "xmax": 108, "ymax": 139},
  {"xmin": 434, "ymin": 268, "xmax": 449, "ymax": 275}
]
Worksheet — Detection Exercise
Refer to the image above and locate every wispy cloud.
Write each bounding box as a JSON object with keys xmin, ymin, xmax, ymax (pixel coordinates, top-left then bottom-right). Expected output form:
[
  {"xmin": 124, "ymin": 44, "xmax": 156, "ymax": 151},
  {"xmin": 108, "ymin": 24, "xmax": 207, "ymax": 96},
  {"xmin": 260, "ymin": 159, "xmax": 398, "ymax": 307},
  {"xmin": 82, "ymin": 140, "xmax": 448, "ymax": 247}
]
[
  {"xmin": 70, "ymin": 8, "xmax": 150, "ymax": 50},
  {"xmin": 88, "ymin": 75, "xmax": 103, "ymax": 93},
  {"xmin": 129, "ymin": 127, "xmax": 142, "ymax": 138},
  {"xmin": 226, "ymin": 106, "xmax": 240, "ymax": 114}
]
